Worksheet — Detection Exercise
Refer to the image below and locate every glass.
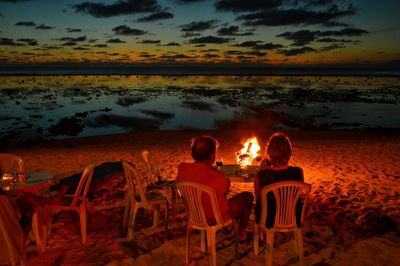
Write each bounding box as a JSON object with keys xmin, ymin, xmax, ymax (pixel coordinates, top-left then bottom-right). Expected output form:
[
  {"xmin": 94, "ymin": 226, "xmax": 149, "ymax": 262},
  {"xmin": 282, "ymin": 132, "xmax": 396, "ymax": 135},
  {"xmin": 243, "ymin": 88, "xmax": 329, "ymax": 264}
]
[{"xmin": 216, "ymin": 157, "xmax": 224, "ymax": 169}]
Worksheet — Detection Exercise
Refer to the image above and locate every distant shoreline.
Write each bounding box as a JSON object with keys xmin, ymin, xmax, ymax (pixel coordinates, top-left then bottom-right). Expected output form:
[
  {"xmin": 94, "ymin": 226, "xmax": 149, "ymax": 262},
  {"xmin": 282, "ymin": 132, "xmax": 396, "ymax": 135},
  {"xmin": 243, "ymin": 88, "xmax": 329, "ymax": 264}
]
[{"xmin": 1, "ymin": 67, "xmax": 399, "ymax": 77}]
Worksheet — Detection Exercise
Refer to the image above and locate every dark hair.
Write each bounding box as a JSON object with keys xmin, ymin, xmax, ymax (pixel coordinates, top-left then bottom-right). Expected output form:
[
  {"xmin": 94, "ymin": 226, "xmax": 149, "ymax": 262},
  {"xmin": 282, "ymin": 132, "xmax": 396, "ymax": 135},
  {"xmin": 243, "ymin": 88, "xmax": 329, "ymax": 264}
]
[
  {"xmin": 191, "ymin": 136, "xmax": 218, "ymax": 162},
  {"xmin": 266, "ymin": 132, "xmax": 292, "ymax": 168}
]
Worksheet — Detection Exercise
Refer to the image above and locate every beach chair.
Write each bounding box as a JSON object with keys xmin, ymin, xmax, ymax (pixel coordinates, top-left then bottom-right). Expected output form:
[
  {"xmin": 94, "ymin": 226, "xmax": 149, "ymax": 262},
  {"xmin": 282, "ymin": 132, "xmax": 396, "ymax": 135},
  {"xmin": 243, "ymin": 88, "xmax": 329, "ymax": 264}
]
[
  {"xmin": 141, "ymin": 150, "xmax": 176, "ymax": 211},
  {"xmin": 122, "ymin": 162, "xmax": 169, "ymax": 241},
  {"xmin": 254, "ymin": 181, "xmax": 311, "ymax": 266},
  {"xmin": 0, "ymin": 195, "xmax": 26, "ymax": 266},
  {"xmin": 0, "ymin": 153, "xmax": 24, "ymax": 178},
  {"xmin": 44, "ymin": 162, "xmax": 96, "ymax": 244},
  {"xmin": 176, "ymin": 181, "xmax": 239, "ymax": 266}
]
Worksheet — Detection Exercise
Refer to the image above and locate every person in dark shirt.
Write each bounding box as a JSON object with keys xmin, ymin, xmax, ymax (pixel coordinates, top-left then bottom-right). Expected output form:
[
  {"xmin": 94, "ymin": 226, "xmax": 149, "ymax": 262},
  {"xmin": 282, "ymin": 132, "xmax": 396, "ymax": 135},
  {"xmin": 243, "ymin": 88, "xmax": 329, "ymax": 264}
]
[{"xmin": 254, "ymin": 132, "xmax": 304, "ymax": 228}]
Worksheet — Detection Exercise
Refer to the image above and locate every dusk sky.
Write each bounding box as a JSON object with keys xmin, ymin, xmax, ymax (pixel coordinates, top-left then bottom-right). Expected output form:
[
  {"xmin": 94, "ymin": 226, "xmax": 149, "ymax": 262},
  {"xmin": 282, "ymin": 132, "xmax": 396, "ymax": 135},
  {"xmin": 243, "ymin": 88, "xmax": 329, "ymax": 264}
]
[{"xmin": 0, "ymin": 0, "xmax": 399, "ymax": 67}]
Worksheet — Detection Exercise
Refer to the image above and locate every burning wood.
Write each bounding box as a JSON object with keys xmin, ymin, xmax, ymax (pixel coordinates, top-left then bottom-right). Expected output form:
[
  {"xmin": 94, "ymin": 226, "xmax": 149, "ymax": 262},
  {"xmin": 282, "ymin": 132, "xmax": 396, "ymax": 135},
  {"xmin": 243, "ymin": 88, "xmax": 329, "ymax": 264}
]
[{"xmin": 236, "ymin": 137, "xmax": 260, "ymax": 166}]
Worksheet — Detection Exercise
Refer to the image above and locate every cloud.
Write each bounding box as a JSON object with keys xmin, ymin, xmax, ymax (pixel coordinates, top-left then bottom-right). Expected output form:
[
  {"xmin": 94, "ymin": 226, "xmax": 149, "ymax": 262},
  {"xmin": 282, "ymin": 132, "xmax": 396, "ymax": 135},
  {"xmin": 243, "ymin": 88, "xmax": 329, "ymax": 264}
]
[
  {"xmin": 234, "ymin": 40, "xmax": 283, "ymax": 50},
  {"xmin": 106, "ymin": 38, "xmax": 126, "ymax": 43},
  {"xmin": 160, "ymin": 53, "xmax": 192, "ymax": 59},
  {"xmin": 317, "ymin": 37, "xmax": 356, "ymax": 43},
  {"xmin": 215, "ymin": 0, "xmax": 282, "ymax": 12},
  {"xmin": 163, "ymin": 42, "xmax": 181, "ymax": 46},
  {"xmin": 140, "ymin": 52, "xmax": 156, "ymax": 58},
  {"xmin": 137, "ymin": 39, "xmax": 161, "ymax": 44},
  {"xmin": 188, "ymin": 36, "xmax": 232, "ymax": 44},
  {"xmin": 175, "ymin": 0, "xmax": 206, "ymax": 4},
  {"xmin": 66, "ymin": 28, "xmax": 82, "ymax": 33},
  {"xmin": 93, "ymin": 44, "xmax": 108, "ymax": 48},
  {"xmin": 277, "ymin": 47, "xmax": 316, "ymax": 56},
  {"xmin": 136, "ymin": 11, "xmax": 173, "ymax": 22},
  {"xmin": 181, "ymin": 32, "xmax": 201, "ymax": 38},
  {"xmin": 16, "ymin": 38, "xmax": 37, "ymax": 46},
  {"xmin": 73, "ymin": 0, "xmax": 160, "ymax": 18},
  {"xmin": 216, "ymin": 26, "xmax": 253, "ymax": 36},
  {"xmin": 278, "ymin": 28, "xmax": 367, "ymax": 46},
  {"xmin": 55, "ymin": 36, "xmax": 87, "ymax": 42},
  {"xmin": 0, "ymin": 0, "xmax": 30, "ymax": 3},
  {"xmin": 112, "ymin": 25, "xmax": 147, "ymax": 35},
  {"xmin": 73, "ymin": 47, "xmax": 91, "ymax": 51},
  {"xmin": 277, "ymin": 30, "xmax": 319, "ymax": 46},
  {"xmin": 203, "ymin": 53, "xmax": 219, "ymax": 58},
  {"xmin": 320, "ymin": 44, "xmax": 344, "ymax": 51},
  {"xmin": 224, "ymin": 50, "xmax": 266, "ymax": 56},
  {"xmin": 61, "ymin": 41, "xmax": 77, "ymax": 46},
  {"xmin": 35, "ymin": 24, "xmax": 54, "ymax": 30},
  {"xmin": 237, "ymin": 6, "xmax": 356, "ymax": 27},
  {"xmin": 181, "ymin": 20, "xmax": 218, "ymax": 32},
  {"xmin": 14, "ymin": 21, "xmax": 36, "ymax": 26},
  {"xmin": 0, "ymin": 37, "xmax": 24, "ymax": 46}
]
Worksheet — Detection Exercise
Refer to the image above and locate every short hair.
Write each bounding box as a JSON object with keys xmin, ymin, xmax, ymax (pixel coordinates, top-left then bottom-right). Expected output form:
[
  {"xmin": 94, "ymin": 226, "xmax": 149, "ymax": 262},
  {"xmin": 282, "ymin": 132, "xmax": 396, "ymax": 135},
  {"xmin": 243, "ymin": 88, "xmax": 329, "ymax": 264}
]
[
  {"xmin": 191, "ymin": 136, "xmax": 218, "ymax": 162},
  {"xmin": 266, "ymin": 132, "xmax": 292, "ymax": 168}
]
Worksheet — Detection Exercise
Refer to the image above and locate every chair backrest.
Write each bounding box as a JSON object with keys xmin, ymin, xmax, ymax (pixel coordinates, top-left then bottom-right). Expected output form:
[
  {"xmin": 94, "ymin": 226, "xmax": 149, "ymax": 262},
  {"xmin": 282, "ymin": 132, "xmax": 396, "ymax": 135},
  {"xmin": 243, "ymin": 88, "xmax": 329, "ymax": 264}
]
[
  {"xmin": 0, "ymin": 153, "xmax": 24, "ymax": 176},
  {"xmin": 70, "ymin": 162, "xmax": 96, "ymax": 208},
  {"xmin": 141, "ymin": 150, "xmax": 162, "ymax": 183},
  {"xmin": 0, "ymin": 195, "xmax": 25, "ymax": 265},
  {"xmin": 176, "ymin": 181, "xmax": 226, "ymax": 228},
  {"xmin": 259, "ymin": 181, "xmax": 311, "ymax": 230},
  {"xmin": 122, "ymin": 162, "xmax": 148, "ymax": 204}
]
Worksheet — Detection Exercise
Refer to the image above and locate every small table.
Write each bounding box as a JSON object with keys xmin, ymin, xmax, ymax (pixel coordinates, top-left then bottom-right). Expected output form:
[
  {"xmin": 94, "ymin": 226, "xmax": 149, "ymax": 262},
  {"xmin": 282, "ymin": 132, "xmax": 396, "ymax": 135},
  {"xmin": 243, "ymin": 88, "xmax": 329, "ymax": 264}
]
[
  {"xmin": 217, "ymin": 164, "xmax": 259, "ymax": 182},
  {"xmin": 0, "ymin": 171, "xmax": 54, "ymax": 194}
]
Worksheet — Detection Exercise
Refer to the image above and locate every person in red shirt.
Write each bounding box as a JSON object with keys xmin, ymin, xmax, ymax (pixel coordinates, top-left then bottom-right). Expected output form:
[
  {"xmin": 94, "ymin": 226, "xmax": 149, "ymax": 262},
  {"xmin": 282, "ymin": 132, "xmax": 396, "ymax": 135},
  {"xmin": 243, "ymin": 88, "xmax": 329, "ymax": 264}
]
[{"xmin": 177, "ymin": 136, "xmax": 253, "ymax": 241}]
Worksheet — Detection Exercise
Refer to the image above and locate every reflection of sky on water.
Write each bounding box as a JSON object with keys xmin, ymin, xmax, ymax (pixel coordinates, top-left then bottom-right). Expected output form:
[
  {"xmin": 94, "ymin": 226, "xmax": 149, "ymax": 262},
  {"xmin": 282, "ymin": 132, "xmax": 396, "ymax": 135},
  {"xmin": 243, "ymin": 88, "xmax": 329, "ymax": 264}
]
[{"xmin": 1, "ymin": 75, "xmax": 400, "ymax": 141}]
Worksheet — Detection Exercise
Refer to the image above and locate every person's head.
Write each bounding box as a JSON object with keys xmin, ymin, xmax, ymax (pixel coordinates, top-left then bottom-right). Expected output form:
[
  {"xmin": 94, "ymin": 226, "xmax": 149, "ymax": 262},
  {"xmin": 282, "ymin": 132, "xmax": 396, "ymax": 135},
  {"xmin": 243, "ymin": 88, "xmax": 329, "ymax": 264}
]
[
  {"xmin": 191, "ymin": 136, "xmax": 218, "ymax": 163},
  {"xmin": 266, "ymin": 132, "xmax": 292, "ymax": 168}
]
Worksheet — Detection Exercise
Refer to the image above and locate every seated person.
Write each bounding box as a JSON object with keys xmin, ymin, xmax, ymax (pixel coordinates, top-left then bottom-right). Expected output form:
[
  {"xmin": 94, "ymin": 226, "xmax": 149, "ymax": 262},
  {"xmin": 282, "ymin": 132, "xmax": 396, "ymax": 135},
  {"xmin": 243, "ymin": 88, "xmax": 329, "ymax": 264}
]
[
  {"xmin": 254, "ymin": 132, "xmax": 304, "ymax": 228},
  {"xmin": 178, "ymin": 136, "xmax": 254, "ymax": 241}
]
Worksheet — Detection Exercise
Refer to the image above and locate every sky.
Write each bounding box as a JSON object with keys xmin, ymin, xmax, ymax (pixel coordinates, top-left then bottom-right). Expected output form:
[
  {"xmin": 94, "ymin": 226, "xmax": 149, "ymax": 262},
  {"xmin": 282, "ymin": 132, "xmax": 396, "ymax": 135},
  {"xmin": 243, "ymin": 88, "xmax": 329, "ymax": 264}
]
[{"xmin": 0, "ymin": 0, "xmax": 399, "ymax": 68}]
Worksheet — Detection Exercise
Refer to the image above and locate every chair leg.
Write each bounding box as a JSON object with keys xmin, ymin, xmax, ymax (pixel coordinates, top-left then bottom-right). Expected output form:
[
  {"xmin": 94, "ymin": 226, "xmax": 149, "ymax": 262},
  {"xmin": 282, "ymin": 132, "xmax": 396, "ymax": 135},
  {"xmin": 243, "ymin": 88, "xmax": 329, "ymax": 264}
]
[
  {"xmin": 186, "ymin": 225, "xmax": 191, "ymax": 265},
  {"xmin": 32, "ymin": 208, "xmax": 45, "ymax": 252},
  {"xmin": 295, "ymin": 229, "xmax": 304, "ymax": 266},
  {"xmin": 200, "ymin": 230, "xmax": 206, "ymax": 252},
  {"xmin": 207, "ymin": 228, "xmax": 217, "ymax": 266},
  {"xmin": 153, "ymin": 205, "xmax": 160, "ymax": 227},
  {"xmin": 234, "ymin": 221, "xmax": 239, "ymax": 259},
  {"xmin": 164, "ymin": 200, "xmax": 169, "ymax": 238},
  {"xmin": 254, "ymin": 223, "xmax": 259, "ymax": 256},
  {"xmin": 266, "ymin": 229, "xmax": 274, "ymax": 266},
  {"xmin": 80, "ymin": 204, "xmax": 87, "ymax": 244},
  {"xmin": 123, "ymin": 197, "xmax": 130, "ymax": 229},
  {"xmin": 128, "ymin": 206, "xmax": 138, "ymax": 240}
]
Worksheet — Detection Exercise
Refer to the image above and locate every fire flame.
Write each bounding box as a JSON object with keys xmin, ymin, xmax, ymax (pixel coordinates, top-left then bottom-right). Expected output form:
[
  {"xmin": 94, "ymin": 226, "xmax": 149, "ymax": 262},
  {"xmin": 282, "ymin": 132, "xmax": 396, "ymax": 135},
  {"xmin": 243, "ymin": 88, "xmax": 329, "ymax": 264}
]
[{"xmin": 236, "ymin": 136, "xmax": 260, "ymax": 166}]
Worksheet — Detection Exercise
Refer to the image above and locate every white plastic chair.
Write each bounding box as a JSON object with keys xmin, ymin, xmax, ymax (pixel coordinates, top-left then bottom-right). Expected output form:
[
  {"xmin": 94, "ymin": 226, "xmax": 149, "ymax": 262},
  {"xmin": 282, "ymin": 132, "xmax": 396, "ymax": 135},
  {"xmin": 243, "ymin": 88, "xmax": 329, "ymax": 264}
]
[
  {"xmin": 0, "ymin": 195, "xmax": 26, "ymax": 266},
  {"xmin": 141, "ymin": 150, "xmax": 176, "ymax": 208},
  {"xmin": 176, "ymin": 181, "xmax": 238, "ymax": 266},
  {"xmin": 254, "ymin": 181, "xmax": 311, "ymax": 266},
  {"xmin": 122, "ymin": 162, "xmax": 169, "ymax": 241},
  {"xmin": 0, "ymin": 153, "xmax": 24, "ymax": 178},
  {"xmin": 45, "ymin": 162, "xmax": 96, "ymax": 244}
]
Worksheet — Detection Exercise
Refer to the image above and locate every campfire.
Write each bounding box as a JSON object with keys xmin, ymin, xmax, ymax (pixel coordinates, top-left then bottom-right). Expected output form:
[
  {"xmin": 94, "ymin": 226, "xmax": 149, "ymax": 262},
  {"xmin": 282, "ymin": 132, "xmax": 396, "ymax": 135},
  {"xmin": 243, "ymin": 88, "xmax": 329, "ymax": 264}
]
[{"xmin": 236, "ymin": 137, "xmax": 261, "ymax": 167}]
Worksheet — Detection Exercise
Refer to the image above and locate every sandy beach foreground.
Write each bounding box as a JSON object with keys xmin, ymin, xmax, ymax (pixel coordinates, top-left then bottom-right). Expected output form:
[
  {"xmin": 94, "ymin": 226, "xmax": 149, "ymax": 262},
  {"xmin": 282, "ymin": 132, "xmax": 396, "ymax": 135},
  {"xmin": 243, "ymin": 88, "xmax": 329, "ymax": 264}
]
[{"xmin": 4, "ymin": 129, "xmax": 400, "ymax": 266}]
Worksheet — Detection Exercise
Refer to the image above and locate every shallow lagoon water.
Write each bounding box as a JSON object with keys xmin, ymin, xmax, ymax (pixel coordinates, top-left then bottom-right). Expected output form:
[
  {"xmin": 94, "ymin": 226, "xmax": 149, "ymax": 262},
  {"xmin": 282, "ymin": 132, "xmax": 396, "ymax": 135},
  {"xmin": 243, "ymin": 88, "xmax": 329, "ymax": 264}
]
[{"xmin": 1, "ymin": 75, "xmax": 399, "ymax": 141}]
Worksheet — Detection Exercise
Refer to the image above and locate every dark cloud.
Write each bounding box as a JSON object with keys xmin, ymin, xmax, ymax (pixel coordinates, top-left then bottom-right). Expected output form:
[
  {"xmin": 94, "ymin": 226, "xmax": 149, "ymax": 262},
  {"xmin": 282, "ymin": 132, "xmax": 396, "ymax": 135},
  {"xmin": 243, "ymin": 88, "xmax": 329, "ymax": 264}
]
[
  {"xmin": 112, "ymin": 25, "xmax": 147, "ymax": 35},
  {"xmin": 175, "ymin": 0, "xmax": 206, "ymax": 4},
  {"xmin": 163, "ymin": 42, "xmax": 181, "ymax": 46},
  {"xmin": 88, "ymin": 39, "xmax": 97, "ymax": 43},
  {"xmin": 0, "ymin": 37, "xmax": 24, "ymax": 46},
  {"xmin": 277, "ymin": 46, "xmax": 316, "ymax": 56},
  {"xmin": 62, "ymin": 41, "xmax": 77, "ymax": 46},
  {"xmin": 139, "ymin": 110, "xmax": 174, "ymax": 119},
  {"xmin": 55, "ymin": 36, "xmax": 87, "ymax": 42},
  {"xmin": 106, "ymin": 38, "xmax": 126, "ymax": 43},
  {"xmin": 317, "ymin": 37, "xmax": 355, "ymax": 43},
  {"xmin": 237, "ymin": 6, "xmax": 356, "ymax": 27},
  {"xmin": 216, "ymin": 26, "xmax": 253, "ymax": 36},
  {"xmin": 66, "ymin": 28, "xmax": 82, "ymax": 33},
  {"xmin": 278, "ymin": 28, "xmax": 367, "ymax": 46},
  {"xmin": 140, "ymin": 52, "xmax": 156, "ymax": 58},
  {"xmin": 93, "ymin": 44, "xmax": 108, "ymax": 48},
  {"xmin": 116, "ymin": 96, "xmax": 147, "ymax": 106},
  {"xmin": 35, "ymin": 24, "xmax": 54, "ymax": 30},
  {"xmin": 73, "ymin": 0, "xmax": 160, "ymax": 18},
  {"xmin": 234, "ymin": 40, "xmax": 283, "ymax": 50},
  {"xmin": 182, "ymin": 100, "xmax": 215, "ymax": 111},
  {"xmin": 73, "ymin": 47, "xmax": 91, "ymax": 51},
  {"xmin": 320, "ymin": 44, "xmax": 344, "ymax": 51},
  {"xmin": 181, "ymin": 32, "xmax": 201, "ymax": 38},
  {"xmin": 137, "ymin": 39, "xmax": 161, "ymax": 44},
  {"xmin": 160, "ymin": 53, "xmax": 191, "ymax": 59},
  {"xmin": 224, "ymin": 50, "xmax": 266, "ymax": 56},
  {"xmin": 188, "ymin": 36, "xmax": 232, "ymax": 44},
  {"xmin": 215, "ymin": 0, "xmax": 282, "ymax": 12},
  {"xmin": 16, "ymin": 38, "xmax": 37, "ymax": 46},
  {"xmin": 86, "ymin": 114, "xmax": 161, "ymax": 130},
  {"xmin": 203, "ymin": 53, "xmax": 219, "ymax": 58},
  {"xmin": 277, "ymin": 30, "xmax": 319, "ymax": 46},
  {"xmin": 181, "ymin": 20, "xmax": 218, "ymax": 32},
  {"xmin": 136, "ymin": 11, "xmax": 173, "ymax": 22},
  {"xmin": 14, "ymin": 21, "xmax": 36, "ymax": 27}
]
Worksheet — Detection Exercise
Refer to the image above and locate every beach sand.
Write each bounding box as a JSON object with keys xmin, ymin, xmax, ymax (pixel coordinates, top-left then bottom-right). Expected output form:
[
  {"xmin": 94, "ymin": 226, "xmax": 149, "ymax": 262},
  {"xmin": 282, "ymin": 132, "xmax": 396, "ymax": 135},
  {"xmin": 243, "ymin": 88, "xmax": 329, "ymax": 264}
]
[{"xmin": 4, "ymin": 129, "xmax": 400, "ymax": 266}]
